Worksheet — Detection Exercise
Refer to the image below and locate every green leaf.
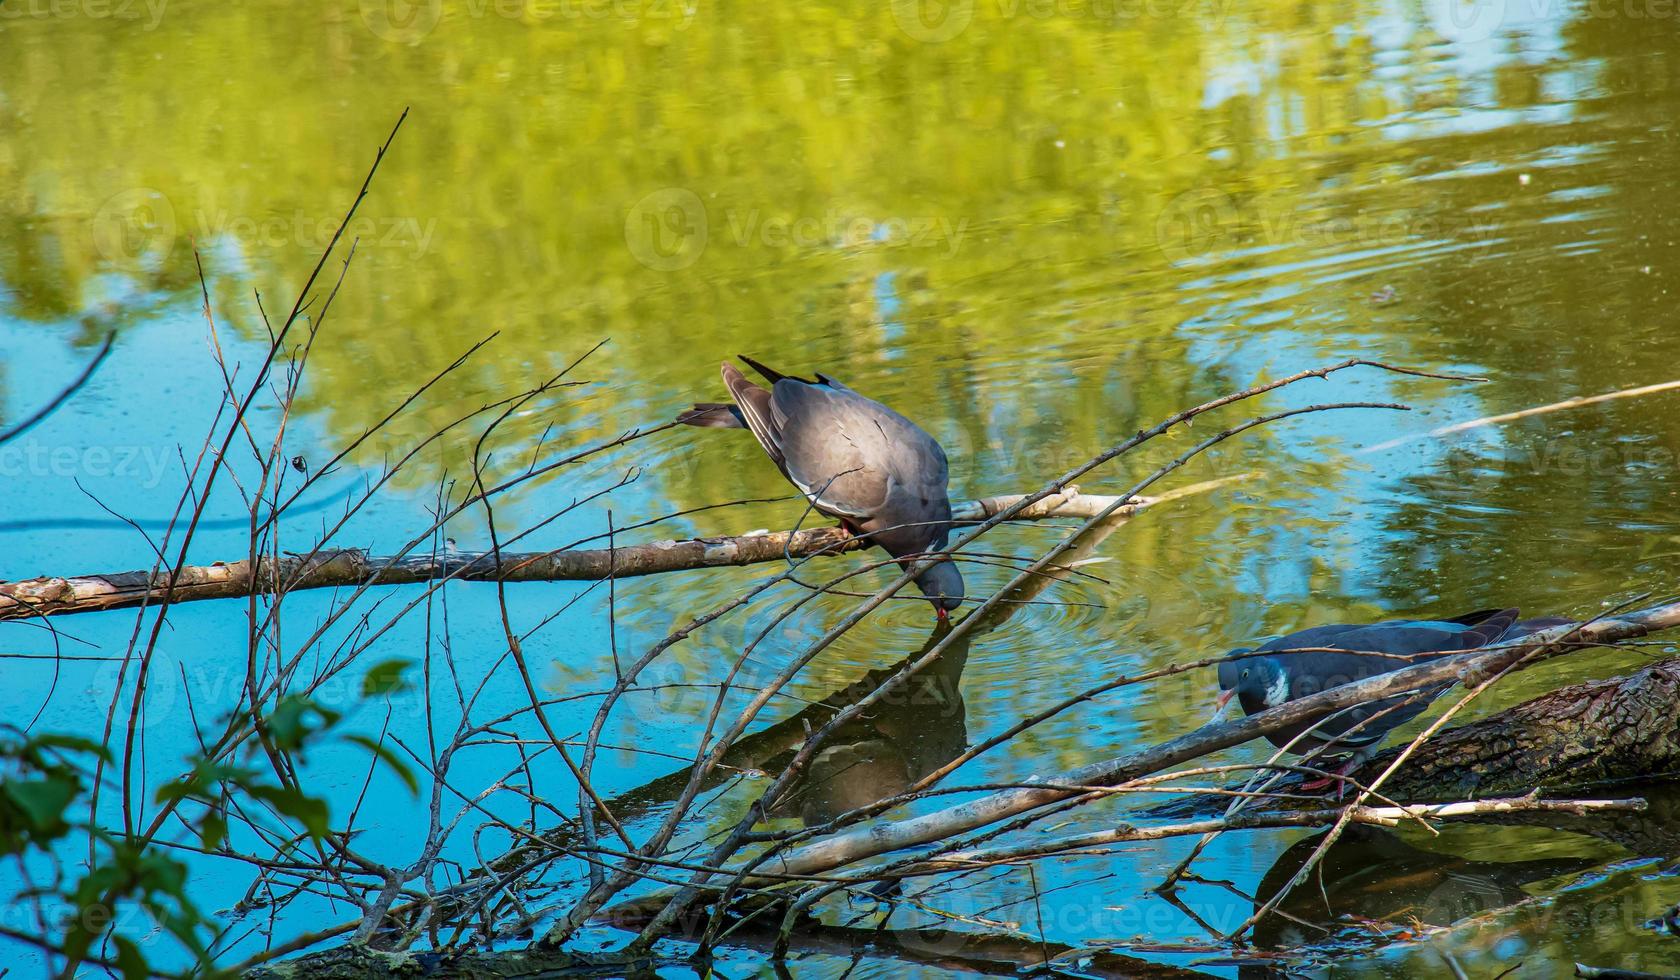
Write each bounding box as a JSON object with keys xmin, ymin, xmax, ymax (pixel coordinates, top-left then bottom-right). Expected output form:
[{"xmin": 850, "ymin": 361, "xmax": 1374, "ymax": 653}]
[
  {"xmin": 247, "ymin": 784, "xmax": 330, "ymax": 840},
  {"xmin": 360, "ymin": 658, "xmax": 415, "ymax": 698},
  {"xmin": 342, "ymin": 734, "xmax": 419, "ymax": 795},
  {"xmin": 25, "ymin": 733, "xmax": 112, "ymax": 760},
  {"xmin": 266, "ymin": 696, "xmax": 341, "ymax": 753},
  {"xmin": 4, "ymin": 775, "xmax": 78, "ymax": 832},
  {"xmin": 135, "ymin": 850, "xmax": 188, "ymax": 896},
  {"xmin": 113, "ymin": 935, "xmax": 148, "ymax": 980},
  {"xmin": 154, "ymin": 777, "xmax": 194, "ymax": 806},
  {"xmin": 200, "ymin": 811, "xmax": 227, "ymax": 852}
]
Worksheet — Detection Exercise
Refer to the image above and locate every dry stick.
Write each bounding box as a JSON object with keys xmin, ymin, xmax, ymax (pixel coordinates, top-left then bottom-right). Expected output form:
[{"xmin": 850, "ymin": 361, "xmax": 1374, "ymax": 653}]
[
  {"xmin": 545, "ymin": 550, "xmax": 943, "ymax": 944},
  {"xmin": 337, "ymin": 497, "xmax": 1128, "ymax": 941},
  {"xmin": 101, "ymin": 390, "xmax": 652, "ymax": 862},
  {"xmin": 420, "ymin": 487, "xmax": 1256, "ymax": 934},
  {"xmin": 622, "ymin": 400, "xmax": 1410, "ymax": 950},
  {"xmin": 0, "ymin": 488, "xmax": 1181, "ymax": 622},
  {"xmin": 912, "ymin": 797, "xmax": 1646, "ymax": 871},
  {"xmin": 4, "ymin": 339, "xmax": 616, "ymax": 639},
  {"xmin": 87, "ymin": 395, "xmax": 228, "ymax": 857},
  {"xmin": 1153, "ymin": 691, "xmax": 1439, "ymax": 898},
  {"xmin": 762, "ymin": 704, "xmax": 1419, "ymax": 959},
  {"xmin": 577, "ymin": 468, "xmax": 1110, "ymax": 878},
  {"xmin": 1363, "ymin": 377, "xmax": 1680, "ymax": 453},
  {"xmin": 683, "ymin": 765, "xmax": 1408, "ymax": 917},
  {"xmin": 707, "ymin": 440, "xmax": 1418, "ymax": 951},
  {"xmin": 718, "ymin": 785, "xmax": 1630, "ymax": 958},
  {"xmin": 100, "ymin": 155, "xmax": 626, "ymax": 972},
  {"xmin": 237, "ymin": 245, "xmax": 356, "ymax": 805},
  {"xmin": 248, "ymin": 330, "xmax": 505, "ymax": 538},
  {"xmin": 605, "ymin": 598, "xmax": 1680, "ymax": 918},
  {"xmin": 83, "ymin": 109, "xmax": 473, "ymax": 968},
  {"xmin": 394, "ymin": 516, "xmax": 1129, "ymax": 952},
  {"xmin": 475, "ymin": 410, "xmax": 639, "ymax": 860}
]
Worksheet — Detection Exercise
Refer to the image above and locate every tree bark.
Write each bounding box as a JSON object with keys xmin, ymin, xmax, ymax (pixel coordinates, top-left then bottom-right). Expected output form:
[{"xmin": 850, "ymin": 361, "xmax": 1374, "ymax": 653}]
[
  {"xmin": 1359, "ymin": 654, "xmax": 1680, "ymax": 801},
  {"xmin": 0, "ymin": 483, "xmax": 1230, "ymax": 622}
]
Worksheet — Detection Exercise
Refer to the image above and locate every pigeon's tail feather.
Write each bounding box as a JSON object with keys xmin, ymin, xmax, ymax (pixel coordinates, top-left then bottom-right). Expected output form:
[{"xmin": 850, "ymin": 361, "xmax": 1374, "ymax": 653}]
[
  {"xmin": 1460, "ymin": 608, "xmax": 1522, "ymax": 647},
  {"xmin": 721, "ymin": 361, "xmax": 785, "ymax": 468},
  {"xmin": 737, "ymin": 354, "xmax": 789, "ymax": 385},
  {"xmin": 1443, "ymin": 608, "xmax": 1507, "ymax": 628},
  {"xmin": 737, "ymin": 354, "xmax": 824, "ymax": 386},
  {"xmin": 676, "ymin": 403, "xmax": 745, "ymax": 428}
]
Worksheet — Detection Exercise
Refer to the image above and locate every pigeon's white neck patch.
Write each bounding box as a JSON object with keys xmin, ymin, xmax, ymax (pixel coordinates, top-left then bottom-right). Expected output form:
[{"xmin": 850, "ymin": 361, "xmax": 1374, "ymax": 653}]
[{"xmin": 1264, "ymin": 671, "xmax": 1290, "ymax": 708}]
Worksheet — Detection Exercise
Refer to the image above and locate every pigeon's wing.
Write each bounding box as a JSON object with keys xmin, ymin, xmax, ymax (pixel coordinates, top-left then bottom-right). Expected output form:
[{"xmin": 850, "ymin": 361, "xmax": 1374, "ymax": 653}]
[
  {"xmin": 876, "ymin": 421, "xmax": 953, "ymax": 553},
  {"xmin": 686, "ymin": 361, "xmax": 955, "ymax": 551},
  {"xmin": 1262, "ymin": 610, "xmax": 1526, "ymax": 747},
  {"xmin": 1266, "ymin": 610, "xmax": 1522, "ymax": 664},
  {"xmin": 768, "ymin": 380, "xmax": 895, "ymax": 520},
  {"xmin": 769, "ymin": 375, "xmax": 951, "ymax": 532}
]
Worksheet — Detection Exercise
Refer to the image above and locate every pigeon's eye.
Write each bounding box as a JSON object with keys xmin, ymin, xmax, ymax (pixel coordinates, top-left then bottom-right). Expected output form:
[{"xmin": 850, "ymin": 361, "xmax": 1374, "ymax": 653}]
[{"xmin": 1241, "ymin": 669, "xmax": 1249, "ymax": 680}]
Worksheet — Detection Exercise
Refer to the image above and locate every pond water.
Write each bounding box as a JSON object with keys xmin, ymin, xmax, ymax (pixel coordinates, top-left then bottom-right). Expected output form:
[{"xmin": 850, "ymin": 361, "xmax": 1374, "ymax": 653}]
[{"xmin": 3, "ymin": 0, "xmax": 1680, "ymax": 975}]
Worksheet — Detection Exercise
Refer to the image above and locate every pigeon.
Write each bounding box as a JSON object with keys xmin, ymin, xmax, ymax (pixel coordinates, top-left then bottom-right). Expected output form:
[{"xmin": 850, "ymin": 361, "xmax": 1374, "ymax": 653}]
[
  {"xmin": 677, "ymin": 356, "xmax": 964, "ymax": 620},
  {"xmin": 1215, "ymin": 608, "xmax": 1569, "ymax": 789}
]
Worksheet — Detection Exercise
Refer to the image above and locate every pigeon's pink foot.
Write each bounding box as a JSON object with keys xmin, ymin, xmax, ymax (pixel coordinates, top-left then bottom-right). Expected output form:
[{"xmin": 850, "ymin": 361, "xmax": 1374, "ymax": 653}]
[{"xmin": 1301, "ymin": 752, "xmax": 1372, "ymax": 799}]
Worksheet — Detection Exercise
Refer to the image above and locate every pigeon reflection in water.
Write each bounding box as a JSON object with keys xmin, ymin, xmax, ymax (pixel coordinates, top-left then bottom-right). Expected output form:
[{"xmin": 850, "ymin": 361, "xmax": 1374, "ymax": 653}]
[{"xmin": 770, "ymin": 632, "xmax": 969, "ymax": 827}]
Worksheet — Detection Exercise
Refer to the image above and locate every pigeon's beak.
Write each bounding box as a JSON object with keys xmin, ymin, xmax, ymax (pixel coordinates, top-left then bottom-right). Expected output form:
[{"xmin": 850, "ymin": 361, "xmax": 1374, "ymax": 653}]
[{"xmin": 1211, "ymin": 688, "xmax": 1235, "ymax": 723}]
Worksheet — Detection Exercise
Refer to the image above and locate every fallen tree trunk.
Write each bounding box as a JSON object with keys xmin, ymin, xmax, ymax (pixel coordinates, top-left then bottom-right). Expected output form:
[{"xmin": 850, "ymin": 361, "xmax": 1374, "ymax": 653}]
[
  {"xmin": 0, "ymin": 481, "xmax": 1234, "ymax": 622},
  {"xmin": 1363, "ymin": 654, "xmax": 1680, "ymax": 801},
  {"xmin": 1141, "ymin": 654, "xmax": 1680, "ymax": 821}
]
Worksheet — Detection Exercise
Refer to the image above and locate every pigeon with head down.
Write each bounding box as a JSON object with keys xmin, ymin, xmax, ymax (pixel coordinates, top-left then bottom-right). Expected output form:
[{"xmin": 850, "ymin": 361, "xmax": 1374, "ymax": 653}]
[
  {"xmin": 1215, "ymin": 607, "xmax": 1570, "ymax": 792},
  {"xmin": 677, "ymin": 355, "xmax": 965, "ymax": 621}
]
